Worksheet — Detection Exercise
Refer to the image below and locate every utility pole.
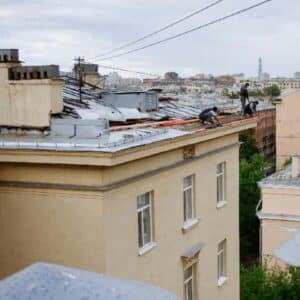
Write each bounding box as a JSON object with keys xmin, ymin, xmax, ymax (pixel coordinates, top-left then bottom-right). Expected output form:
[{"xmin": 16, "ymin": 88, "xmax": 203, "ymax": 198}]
[{"xmin": 74, "ymin": 56, "xmax": 85, "ymax": 103}]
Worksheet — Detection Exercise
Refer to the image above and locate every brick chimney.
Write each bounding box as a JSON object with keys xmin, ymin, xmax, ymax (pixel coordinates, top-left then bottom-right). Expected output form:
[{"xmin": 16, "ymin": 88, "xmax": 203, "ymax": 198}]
[{"xmin": 0, "ymin": 49, "xmax": 64, "ymax": 128}]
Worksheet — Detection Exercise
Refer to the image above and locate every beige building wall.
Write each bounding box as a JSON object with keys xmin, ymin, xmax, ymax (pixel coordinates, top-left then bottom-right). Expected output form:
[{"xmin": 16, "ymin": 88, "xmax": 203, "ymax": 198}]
[
  {"xmin": 259, "ymin": 186, "xmax": 300, "ymax": 267},
  {"xmin": 0, "ymin": 124, "xmax": 255, "ymax": 299},
  {"xmin": 276, "ymin": 91, "xmax": 300, "ymax": 169},
  {"xmin": 0, "ymin": 63, "xmax": 63, "ymax": 128}
]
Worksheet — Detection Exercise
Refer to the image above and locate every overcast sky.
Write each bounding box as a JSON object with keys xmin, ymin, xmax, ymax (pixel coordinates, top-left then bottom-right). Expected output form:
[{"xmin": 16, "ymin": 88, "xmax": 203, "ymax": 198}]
[{"xmin": 1, "ymin": 0, "xmax": 299, "ymax": 78}]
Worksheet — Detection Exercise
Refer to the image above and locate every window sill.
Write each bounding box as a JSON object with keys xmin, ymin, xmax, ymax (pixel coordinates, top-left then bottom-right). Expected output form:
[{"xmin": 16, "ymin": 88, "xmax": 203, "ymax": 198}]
[
  {"xmin": 217, "ymin": 276, "xmax": 228, "ymax": 287},
  {"xmin": 138, "ymin": 242, "xmax": 157, "ymax": 256},
  {"xmin": 217, "ymin": 201, "xmax": 227, "ymax": 209},
  {"xmin": 182, "ymin": 218, "xmax": 200, "ymax": 233}
]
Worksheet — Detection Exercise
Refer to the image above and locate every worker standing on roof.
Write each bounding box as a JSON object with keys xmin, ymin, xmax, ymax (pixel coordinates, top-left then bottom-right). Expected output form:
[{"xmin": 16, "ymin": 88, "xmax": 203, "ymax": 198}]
[
  {"xmin": 240, "ymin": 83, "xmax": 250, "ymax": 113},
  {"xmin": 199, "ymin": 107, "xmax": 222, "ymax": 126},
  {"xmin": 244, "ymin": 101, "xmax": 259, "ymax": 117}
]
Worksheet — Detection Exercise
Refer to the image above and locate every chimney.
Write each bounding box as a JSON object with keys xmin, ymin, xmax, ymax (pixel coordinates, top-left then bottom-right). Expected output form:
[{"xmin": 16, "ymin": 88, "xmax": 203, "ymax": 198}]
[
  {"xmin": 291, "ymin": 155, "xmax": 300, "ymax": 178},
  {"xmin": 0, "ymin": 49, "xmax": 64, "ymax": 128}
]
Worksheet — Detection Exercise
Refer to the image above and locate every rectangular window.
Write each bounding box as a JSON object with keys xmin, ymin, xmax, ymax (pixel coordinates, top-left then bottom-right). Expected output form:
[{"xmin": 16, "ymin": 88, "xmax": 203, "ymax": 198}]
[
  {"xmin": 217, "ymin": 162, "xmax": 225, "ymax": 203},
  {"xmin": 183, "ymin": 175, "xmax": 194, "ymax": 221},
  {"xmin": 137, "ymin": 192, "xmax": 153, "ymax": 249},
  {"xmin": 217, "ymin": 240, "xmax": 226, "ymax": 280},
  {"xmin": 184, "ymin": 266, "xmax": 194, "ymax": 300}
]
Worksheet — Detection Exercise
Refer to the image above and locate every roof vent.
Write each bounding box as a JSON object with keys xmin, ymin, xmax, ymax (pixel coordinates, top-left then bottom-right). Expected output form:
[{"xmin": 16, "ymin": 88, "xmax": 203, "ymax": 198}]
[{"xmin": 51, "ymin": 119, "xmax": 109, "ymax": 138}]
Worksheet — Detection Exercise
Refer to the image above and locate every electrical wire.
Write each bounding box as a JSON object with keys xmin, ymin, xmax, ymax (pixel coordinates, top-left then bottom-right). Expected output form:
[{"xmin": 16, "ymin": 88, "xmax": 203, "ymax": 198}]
[
  {"xmin": 93, "ymin": 63, "xmax": 160, "ymax": 77},
  {"xmin": 87, "ymin": 0, "xmax": 225, "ymax": 61},
  {"xmin": 92, "ymin": 0, "xmax": 273, "ymax": 62}
]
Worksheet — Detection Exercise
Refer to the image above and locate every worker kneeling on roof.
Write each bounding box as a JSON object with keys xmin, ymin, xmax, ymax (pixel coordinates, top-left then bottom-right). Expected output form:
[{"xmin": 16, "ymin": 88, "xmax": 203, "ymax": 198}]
[
  {"xmin": 199, "ymin": 106, "xmax": 222, "ymax": 126},
  {"xmin": 244, "ymin": 101, "xmax": 259, "ymax": 117}
]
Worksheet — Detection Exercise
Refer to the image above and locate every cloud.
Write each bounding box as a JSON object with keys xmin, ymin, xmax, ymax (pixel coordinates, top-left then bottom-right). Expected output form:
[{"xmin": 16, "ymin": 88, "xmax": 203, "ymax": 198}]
[{"xmin": 1, "ymin": 0, "xmax": 299, "ymax": 78}]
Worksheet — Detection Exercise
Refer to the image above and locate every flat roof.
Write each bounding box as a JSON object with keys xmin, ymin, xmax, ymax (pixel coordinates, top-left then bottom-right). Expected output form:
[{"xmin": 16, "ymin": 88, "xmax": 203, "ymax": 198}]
[
  {"xmin": 0, "ymin": 116, "xmax": 256, "ymax": 154},
  {"xmin": 259, "ymin": 165, "xmax": 300, "ymax": 189}
]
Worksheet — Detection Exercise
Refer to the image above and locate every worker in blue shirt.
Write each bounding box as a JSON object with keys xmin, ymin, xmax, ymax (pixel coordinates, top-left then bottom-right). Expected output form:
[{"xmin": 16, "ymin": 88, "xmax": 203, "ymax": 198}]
[{"xmin": 199, "ymin": 107, "xmax": 222, "ymax": 126}]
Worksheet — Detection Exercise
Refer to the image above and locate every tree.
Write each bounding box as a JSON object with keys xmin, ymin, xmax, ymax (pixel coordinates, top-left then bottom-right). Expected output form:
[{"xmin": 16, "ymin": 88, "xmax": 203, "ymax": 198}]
[
  {"xmin": 239, "ymin": 132, "xmax": 264, "ymax": 262},
  {"xmin": 241, "ymin": 265, "xmax": 300, "ymax": 300},
  {"xmin": 240, "ymin": 132, "xmax": 259, "ymax": 161},
  {"xmin": 240, "ymin": 154, "xmax": 264, "ymax": 262},
  {"xmin": 263, "ymin": 84, "xmax": 281, "ymax": 97}
]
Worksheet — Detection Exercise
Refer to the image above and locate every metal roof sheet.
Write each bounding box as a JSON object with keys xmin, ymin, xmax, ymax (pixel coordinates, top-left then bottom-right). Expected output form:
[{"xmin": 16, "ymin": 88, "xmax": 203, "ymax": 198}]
[{"xmin": 0, "ymin": 263, "xmax": 178, "ymax": 300}]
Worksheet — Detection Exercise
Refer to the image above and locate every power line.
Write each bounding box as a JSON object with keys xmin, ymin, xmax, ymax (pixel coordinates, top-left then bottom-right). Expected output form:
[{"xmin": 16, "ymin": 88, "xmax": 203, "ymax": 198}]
[
  {"xmin": 93, "ymin": 0, "xmax": 273, "ymax": 62},
  {"xmin": 93, "ymin": 63, "xmax": 160, "ymax": 77},
  {"xmin": 87, "ymin": 0, "xmax": 224, "ymax": 61}
]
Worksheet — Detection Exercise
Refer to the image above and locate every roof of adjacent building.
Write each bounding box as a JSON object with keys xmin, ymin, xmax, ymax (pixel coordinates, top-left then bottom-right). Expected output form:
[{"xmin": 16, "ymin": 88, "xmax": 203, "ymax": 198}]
[
  {"xmin": 259, "ymin": 165, "xmax": 300, "ymax": 189},
  {"xmin": 61, "ymin": 76, "xmax": 274, "ymax": 123},
  {"xmin": 274, "ymin": 231, "xmax": 300, "ymax": 267},
  {"xmin": 0, "ymin": 263, "xmax": 178, "ymax": 300}
]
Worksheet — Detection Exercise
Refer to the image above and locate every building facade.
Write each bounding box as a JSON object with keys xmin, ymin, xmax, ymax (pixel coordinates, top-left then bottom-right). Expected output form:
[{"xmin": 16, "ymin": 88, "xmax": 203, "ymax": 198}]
[
  {"xmin": 257, "ymin": 155, "xmax": 300, "ymax": 268},
  {"xmin": 0, "ymin": 119, "xmax": 256, "ymax": 300},
  {"xmin": 274, "ymin": 90, "xmax": 300, "ymax": 169},
  {"xmin": 253, "ymin": 108, "xmax": 276, "ymax": 160}
]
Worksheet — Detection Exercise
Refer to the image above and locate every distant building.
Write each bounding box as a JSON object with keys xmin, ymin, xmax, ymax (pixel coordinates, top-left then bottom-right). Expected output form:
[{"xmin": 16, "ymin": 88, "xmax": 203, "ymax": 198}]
[
  {"xmin": 294, "ymin": 72, "xmax": 300, "ymax": 79},
  {"xmin": 192, "ymin": 73, "xmax": 206, "ymax": 80},
  {"xmin": 232, "ymin": 73, "xmax": 245, "ymax": 83},
  {"xmin": 264, "ymin": 79, "xmax": 300, "ymax": 90},
  {"xmin": 74, "ymin": 63, "xmax": 101, "ymax": 87},
  {"xmin": 261, "ymin": 72, "xmax": 270, "ymax": 81},
  {"xmin": 106, "ymin": 72, "xmax": 123, "ymax": 88},
  {"xmin": 216, "ymin": 75, "xmax": 235, "ymax": 86},
  {"xmin": 164, "ymin": 72, "xmax": 179, "ymax": 80},
  {"xmin": 258, "ymin": 57, "xmax": 263, "ymax": 83},
  {"xmin": 257, "ymin": 155, "xmax": 300, "ymax": 268}
]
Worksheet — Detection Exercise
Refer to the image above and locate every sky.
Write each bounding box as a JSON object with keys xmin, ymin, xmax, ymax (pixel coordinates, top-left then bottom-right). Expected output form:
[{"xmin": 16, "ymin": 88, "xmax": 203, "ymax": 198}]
[{"xmin": 1, "ymin": 0, "xmax": 299, "ymax": 78}]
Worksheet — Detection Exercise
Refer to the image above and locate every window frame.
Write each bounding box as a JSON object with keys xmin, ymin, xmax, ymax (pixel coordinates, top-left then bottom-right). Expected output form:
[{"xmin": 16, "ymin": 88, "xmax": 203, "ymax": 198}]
[
  {"xmin": 183, "ymin": 174, "xmax": 195, "ymax": 222},
  {"xmin": 216, "ymin": 162, "xmax": 226, "ymax": 206},
  {"xmin": 217, "ymin": 239, "xmax": 227, "ymax": 285},
  {"xmin": 184, "ymin": 265, "xmax": 194, "ymax": 300},
  {"xmin": 137, "ymin": 192, "xmax": 154, "ymax": 251}
]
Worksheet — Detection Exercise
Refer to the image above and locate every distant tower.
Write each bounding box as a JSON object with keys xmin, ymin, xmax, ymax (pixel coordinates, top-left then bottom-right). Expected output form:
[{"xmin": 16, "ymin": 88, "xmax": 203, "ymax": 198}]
[{"xmin": 258, "ymin": 57, "xmax": 263, "ymax": 83}]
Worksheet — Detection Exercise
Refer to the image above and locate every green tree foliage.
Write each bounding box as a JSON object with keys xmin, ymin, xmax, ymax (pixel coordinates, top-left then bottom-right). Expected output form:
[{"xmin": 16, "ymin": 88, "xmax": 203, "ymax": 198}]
[
  {"xmin": 239, "ymin": 132, "xmax": 264, "ymax": 262},
  {"xmin": 241, "ymin": 265, "xmax": 300, "ymax": 300},
  {"xmin": 263, "ymin": 85, "xmax": 281, "ymax": 97},
  {"xmin": 248, "ymin": 89, "xmax": 264, "ymax": 97},
  {"xmin": 240, "ymin": 132, "xmax": 259, "ymax": 161}
]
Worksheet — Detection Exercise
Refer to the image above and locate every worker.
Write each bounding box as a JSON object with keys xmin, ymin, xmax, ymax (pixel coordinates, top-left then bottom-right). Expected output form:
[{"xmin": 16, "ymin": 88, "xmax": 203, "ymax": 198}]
[
  {"xmin": 240, "ymin": 83, "xmax": 250, "ymax": 113},
  {"xmin": 244, "ymin": 101, "xmax": 259, "ymax": 117},
  {"xmin": 199, "ymin": 106, "xmax": 221, "ymax": 126}
]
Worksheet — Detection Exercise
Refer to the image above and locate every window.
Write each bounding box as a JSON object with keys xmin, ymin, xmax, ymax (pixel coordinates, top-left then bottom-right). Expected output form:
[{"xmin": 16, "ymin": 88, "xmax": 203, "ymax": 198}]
[
  {"xmin": 217, "ymin": 240, "xmax": 227, "ymax": 285},
  {"xmin": 184, "ymin": 266, "xmax": 194, "ymax": 300},
  {"xmin": 137, "ymin": 192, "xmax": 153, "ymax": 250},
  {"xmin": 183, "ymin": 175, "xmax": 194, "ymax": 221},
  {"xmin": 217, "ymin": 162, "xmax": 226, "ymax": 205}
]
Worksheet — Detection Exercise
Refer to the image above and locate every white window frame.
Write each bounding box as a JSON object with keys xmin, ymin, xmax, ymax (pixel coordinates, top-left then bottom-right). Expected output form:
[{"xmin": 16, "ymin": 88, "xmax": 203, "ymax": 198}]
[
  {"xmin": 184, "ymin": 265, "xmax": 194, "ymax": 300},
  {"xmin": 137, "ymin": 192, "xmax": 155, "ymax": 254},
  {"xmin": 183, "ymin": 175, "xmax": 195, "ymax": 222},
  {"xmin": 216, "ymin": 162, "xmax": 226, "ymax": 207},
  {"xmin": 217, "ymin": 240, "xmax": 227, "ymax": 286}
]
